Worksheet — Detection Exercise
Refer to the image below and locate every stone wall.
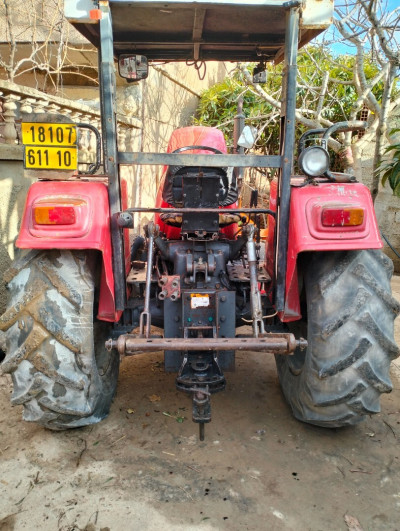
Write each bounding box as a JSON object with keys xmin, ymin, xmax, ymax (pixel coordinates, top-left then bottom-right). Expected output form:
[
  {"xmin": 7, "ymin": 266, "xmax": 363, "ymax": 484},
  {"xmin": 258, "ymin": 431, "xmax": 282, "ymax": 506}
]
[
  {"xmin": 354, "ymin": 135, "xmax": 400, "ymax": 272},
  {"xmin": 375, "ymin": 182, "xmax": 400, "ymax": 272}
]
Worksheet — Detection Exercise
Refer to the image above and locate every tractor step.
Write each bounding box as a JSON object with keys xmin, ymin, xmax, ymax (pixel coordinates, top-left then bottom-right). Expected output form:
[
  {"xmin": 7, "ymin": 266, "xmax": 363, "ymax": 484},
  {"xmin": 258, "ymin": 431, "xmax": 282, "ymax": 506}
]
[
  {"xmin": 227, "ymin": 262, "xmax": 271, "ymax": 283},
  {"xmin": 127, "ymin": 262, "xmax": 157, "ymax": 284}
]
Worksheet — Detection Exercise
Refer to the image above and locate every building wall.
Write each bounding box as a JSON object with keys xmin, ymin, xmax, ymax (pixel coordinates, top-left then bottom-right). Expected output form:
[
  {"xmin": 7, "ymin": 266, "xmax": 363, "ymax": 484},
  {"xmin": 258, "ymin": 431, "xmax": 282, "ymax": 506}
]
[
  {"xmin": 375, "ymin": 180, "xmax": 400, "ymax": 272},
  {"xmin": 60, "ymin": 61, "xmax": 229, "ymax": 233},
  {"xmin": 354, "ymin": 136, "xmax": 400, "ymax": 272},
  {"xmin": 0, "ymin": 61, "xmax": 228, "ymax": 312}
]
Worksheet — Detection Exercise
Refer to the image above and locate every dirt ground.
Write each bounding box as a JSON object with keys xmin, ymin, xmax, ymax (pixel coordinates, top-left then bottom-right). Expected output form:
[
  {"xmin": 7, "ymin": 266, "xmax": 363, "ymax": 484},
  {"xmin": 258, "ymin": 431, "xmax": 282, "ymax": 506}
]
[{"xmin": 1, "ymin": 280, "xmax": 400, "ymax": 531}]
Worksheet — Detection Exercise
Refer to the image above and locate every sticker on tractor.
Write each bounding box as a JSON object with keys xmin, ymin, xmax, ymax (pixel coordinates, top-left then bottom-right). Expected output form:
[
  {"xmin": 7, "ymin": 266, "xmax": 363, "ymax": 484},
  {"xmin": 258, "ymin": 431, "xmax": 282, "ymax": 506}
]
[
  {"xmin": 191, "ymin": 294, "xmax": 210, "ymax": 308},
  {"xmin": 21, "ymin": 122, "xmax": 78, "ymax": 171}
]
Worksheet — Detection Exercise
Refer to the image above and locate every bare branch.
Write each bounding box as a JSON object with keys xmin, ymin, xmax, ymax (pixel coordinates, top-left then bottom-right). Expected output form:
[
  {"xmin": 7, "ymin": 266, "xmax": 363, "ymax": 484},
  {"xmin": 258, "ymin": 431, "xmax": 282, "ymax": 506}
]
[
  {"xmin": 358, "ymin": 0, "xmax": 400, "ymax": 65},
  {"xmin": 0, "ymin": 0, "xmax": 98, "ymax": 92},
  {"xmin": 316, "ymin": 71, "xmax": 329, "ymax": 121},
  {"xmin": 370, "ymin": 62, "xmax": 398, "ymax": 200},
  {"xmin": 238, "ymin": 63, "xmax": 335, "ymax": 133}
]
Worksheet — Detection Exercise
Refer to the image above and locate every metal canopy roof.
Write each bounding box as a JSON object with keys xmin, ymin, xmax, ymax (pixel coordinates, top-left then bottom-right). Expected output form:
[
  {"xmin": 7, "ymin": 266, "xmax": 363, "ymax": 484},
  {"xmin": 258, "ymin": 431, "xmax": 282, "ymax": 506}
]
[{"xmin": 73, "ymin": 1, "xmax": 326, "ymax": 62}]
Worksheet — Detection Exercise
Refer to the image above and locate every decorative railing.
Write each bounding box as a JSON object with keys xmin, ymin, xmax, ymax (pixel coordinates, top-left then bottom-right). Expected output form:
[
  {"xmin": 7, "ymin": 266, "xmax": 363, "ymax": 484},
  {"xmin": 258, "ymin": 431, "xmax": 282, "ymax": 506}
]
[{"xmin": 0, "ymin": 80, "xmax": 142, "ymax": 168}]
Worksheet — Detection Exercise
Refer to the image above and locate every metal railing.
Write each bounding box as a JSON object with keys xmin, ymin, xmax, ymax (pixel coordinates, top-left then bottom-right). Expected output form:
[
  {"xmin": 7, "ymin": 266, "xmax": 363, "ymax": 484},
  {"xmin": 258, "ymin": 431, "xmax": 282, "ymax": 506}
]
[{"xmin": 0, "ymin": 79, "xmax": 142, "ymax": 168}]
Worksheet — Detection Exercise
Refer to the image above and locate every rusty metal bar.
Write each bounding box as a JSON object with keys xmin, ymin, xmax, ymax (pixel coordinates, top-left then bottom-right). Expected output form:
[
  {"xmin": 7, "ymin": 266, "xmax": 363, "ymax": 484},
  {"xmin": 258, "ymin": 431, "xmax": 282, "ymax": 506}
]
[
  {"xmin": 117, "ymin": 152, "xmax": 282, "ymax": 168},
  {"xmin": 122, "ymin": 207, "xmax": 275, "ymax": 215},
  {"xmin": 116, "ymin": 207, "xmax": 275, "ymax": 228},
  {"xmin": 106, "ymin": 333, "xmax": 307, "ymax": 356},
  {"xmin": 99, "ymin": 2, "xmax": 126, "ymax": 312},
  {"xmin": 275, "ymin": 6, "xmax": 299, "ymax": 313}
]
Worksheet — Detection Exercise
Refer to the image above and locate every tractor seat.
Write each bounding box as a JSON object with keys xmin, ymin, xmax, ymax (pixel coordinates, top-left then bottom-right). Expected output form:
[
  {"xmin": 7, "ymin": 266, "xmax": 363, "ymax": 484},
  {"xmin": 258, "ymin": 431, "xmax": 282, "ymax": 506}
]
[
  {"xmin": 162, "ymin": 162, "xmax": 238, "ymax": 208},
  {"xmin": 162, "ymin": 165, "xmax": 234, "ymax": 206}
]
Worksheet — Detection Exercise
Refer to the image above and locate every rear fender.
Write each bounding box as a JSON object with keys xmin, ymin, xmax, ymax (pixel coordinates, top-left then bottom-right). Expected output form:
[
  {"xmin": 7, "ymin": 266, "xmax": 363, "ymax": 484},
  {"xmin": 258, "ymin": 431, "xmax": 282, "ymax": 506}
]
[
  {"xmin": 266, "ymin": 179, "xmax": 382, "ymax": 322},
  {"xmin": 16, "ymin": 180, "xmax": 121, "ymax": 322}
]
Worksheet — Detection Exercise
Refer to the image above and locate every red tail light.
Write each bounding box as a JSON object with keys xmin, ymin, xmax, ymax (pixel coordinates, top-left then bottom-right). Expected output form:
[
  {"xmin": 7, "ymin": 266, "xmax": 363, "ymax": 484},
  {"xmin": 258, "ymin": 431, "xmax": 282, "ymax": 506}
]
[
  {"xmin": 322, "ymin": 207, "xmax": 364, "ymax": 227},
  {"xmin": 34, "ymin": 206, "xmax": 76, "ymax": 225}
]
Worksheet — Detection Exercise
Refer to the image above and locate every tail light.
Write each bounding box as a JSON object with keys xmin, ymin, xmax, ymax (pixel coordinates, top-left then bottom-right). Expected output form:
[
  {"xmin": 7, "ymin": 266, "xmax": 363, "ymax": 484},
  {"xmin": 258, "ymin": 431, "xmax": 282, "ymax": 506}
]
[
  {"xmin": 34, "ymin": 205, "xmax": 76, "ymax": 225},
  {"xmin": 32, "ymin": 198, "xmax": 86, "ymax": 226},
  {"xmin": 322, "ymin": 207, "xmax": 364, "ymax": 227}
]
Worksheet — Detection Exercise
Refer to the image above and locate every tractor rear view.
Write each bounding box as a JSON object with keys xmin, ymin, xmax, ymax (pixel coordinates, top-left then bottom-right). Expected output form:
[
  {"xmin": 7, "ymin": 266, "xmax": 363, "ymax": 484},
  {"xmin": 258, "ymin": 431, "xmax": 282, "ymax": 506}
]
[{"xmin": 1, "ymin": 0, "xmax": 398, "ymax": 441}]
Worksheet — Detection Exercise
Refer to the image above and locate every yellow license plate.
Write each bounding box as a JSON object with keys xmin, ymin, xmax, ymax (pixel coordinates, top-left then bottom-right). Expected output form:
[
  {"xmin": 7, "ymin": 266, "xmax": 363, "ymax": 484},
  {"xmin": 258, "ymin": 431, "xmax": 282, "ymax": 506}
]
[
  {"xmin": 24, "ymin": 146, "xmax": 77, "ymax": 170},
  {"xmin": 22, "ymin": 122, "xmax": 77, "ymax": 146}
]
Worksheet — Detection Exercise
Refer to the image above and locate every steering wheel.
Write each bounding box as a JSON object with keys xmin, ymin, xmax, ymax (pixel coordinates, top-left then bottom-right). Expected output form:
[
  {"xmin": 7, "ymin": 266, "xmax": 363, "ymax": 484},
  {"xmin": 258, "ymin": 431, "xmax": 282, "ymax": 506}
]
[{"xmin": 172, "ymin": 145, "xmax": 224, "ymax": 154}]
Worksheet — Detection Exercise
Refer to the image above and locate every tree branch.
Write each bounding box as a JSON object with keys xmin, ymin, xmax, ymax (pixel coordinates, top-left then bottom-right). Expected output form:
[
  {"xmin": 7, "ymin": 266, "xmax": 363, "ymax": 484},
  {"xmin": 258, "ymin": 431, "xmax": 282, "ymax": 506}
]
[{"xmin": 358, "ymin": 0, "xmax": 400, "ymax": 65}]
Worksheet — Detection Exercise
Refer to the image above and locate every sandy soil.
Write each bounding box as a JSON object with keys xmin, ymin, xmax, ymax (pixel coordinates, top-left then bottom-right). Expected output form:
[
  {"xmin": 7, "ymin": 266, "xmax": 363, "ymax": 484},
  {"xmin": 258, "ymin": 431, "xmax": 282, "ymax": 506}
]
[{"xmin": 1, "ymin": 280, "xmax": 400, "ymax": 531}]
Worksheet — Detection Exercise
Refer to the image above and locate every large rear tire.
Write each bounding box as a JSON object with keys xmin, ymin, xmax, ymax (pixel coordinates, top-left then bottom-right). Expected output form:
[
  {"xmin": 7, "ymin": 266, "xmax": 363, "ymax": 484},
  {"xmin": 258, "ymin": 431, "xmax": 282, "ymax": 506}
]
[
  {"xmin": 276, "ymin": 250, "xmax": 400, "ymax": 427},
  {"xmin": 0, "ymin": 250, "xmax": 119, "ymax": 430}
]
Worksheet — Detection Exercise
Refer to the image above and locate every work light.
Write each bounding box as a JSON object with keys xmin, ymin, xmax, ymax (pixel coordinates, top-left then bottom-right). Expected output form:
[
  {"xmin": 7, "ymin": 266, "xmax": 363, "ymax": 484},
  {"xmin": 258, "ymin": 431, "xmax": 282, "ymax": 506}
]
[{"xmin": 298, "ymin": 145, "xmax": 330, "ymax": 177}]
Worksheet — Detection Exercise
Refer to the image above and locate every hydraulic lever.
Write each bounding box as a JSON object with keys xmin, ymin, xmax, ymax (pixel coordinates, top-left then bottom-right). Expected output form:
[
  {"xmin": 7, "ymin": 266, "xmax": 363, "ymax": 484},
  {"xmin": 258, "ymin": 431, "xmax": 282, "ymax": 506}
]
[
  {"xmin": 243, "ymin": 224, "xmax": 265, "ymax": 337},
  {"xmin": 139, "ymin": 222, "xmax": 158, "ymax": 338}
]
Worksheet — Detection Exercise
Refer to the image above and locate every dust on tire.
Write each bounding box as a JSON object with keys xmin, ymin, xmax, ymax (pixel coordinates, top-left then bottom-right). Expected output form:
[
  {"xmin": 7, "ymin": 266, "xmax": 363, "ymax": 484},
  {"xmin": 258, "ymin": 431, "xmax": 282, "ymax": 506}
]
[
  {"xmin": 0, "ymin": 250, "xmax": 119, "ymax": 430},
  {"xmin": 276, "ymin": 250, "xmax": 400, "ymax": 427}
]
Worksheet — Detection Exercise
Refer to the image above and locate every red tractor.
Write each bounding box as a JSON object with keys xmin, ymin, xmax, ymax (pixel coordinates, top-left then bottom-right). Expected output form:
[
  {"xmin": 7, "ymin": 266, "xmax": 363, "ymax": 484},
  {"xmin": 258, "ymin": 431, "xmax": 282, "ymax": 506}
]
[{"xmin": 1, "ymin": 0, "xmax": 398, "ymax": 440}]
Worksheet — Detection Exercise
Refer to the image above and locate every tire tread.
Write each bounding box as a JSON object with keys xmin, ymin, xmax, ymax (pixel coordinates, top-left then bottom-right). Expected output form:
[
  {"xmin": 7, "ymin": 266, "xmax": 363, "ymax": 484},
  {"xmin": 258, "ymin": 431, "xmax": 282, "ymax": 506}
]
[
  {"xmin": 1, "ymin": 250, "xmax": 119, "ymax": 430},
  {"xmin": 276, "ymin": 250, "xmax": 399, "ymax": 427}
]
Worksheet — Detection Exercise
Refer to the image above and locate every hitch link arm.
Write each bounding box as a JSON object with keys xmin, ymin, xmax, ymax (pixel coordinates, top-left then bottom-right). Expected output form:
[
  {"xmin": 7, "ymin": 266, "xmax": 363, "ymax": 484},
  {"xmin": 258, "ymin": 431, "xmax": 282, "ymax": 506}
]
[
  {"xmin": 139, "ymin": 222, "xmax": 159, "ymax": 338},
  {"xmin": 243, "ymin": 224, "xmax": 265, "ymax": 337}
]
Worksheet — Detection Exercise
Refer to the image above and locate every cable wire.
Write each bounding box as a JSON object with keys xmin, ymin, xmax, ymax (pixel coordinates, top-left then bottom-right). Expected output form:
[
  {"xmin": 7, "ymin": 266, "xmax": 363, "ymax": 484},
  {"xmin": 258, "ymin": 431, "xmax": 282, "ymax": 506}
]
[{"xmin": 381, "ymin": 232, "xmax": 400, "ymax": 260}]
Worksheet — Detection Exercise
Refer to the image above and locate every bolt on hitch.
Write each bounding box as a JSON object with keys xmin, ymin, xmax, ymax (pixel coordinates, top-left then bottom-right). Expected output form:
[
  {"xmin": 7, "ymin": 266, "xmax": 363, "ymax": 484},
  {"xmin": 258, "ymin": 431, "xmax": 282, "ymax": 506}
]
[{"xmin": 187, "ymin": 385, "xmax": 211, "ymax": 441}]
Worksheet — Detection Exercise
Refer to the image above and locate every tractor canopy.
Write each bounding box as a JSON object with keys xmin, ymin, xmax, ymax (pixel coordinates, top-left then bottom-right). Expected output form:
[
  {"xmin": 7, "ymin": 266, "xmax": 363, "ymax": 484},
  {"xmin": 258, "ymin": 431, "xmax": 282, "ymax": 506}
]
[{"xmin": 65, "ymin": 0, "xmax": 333, "ymax": 63}]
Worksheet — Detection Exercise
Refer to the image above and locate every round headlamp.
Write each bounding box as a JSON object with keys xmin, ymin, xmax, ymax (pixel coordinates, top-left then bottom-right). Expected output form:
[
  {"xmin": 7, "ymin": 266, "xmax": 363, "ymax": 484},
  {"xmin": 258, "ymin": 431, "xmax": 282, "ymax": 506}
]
[{"xmin": 298, "ymin": 146, "xmax": 330, "ymax": 178}]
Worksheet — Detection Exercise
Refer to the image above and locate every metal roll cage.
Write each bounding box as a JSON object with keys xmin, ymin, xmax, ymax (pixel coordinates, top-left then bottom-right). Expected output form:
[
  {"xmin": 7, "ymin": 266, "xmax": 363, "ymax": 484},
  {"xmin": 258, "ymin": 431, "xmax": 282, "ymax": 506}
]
[{"xmin": 97, "ymin": 1, "xmax": 301, "ymax": 314}]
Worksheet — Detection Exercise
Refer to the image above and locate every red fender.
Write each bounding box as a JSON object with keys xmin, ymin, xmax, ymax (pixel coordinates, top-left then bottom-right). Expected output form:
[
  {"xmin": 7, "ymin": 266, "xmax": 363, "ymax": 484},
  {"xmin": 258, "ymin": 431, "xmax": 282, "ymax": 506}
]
[
  {"xmin": 266, "ymin": 178, "xmax": 383, "ymax": 322},
  {"xmin": 16, "ymin": 180, "xmax": 124, "ymax": 322}
]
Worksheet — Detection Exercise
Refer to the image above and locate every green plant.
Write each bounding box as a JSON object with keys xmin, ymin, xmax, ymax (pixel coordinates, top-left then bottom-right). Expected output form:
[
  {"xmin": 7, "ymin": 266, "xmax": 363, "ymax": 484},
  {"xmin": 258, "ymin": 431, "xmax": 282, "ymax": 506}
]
[
  {"xmin": 377, "ymin": 129, "xmax": 400, "ymax": 196},
  {"xmin": 194, "ymin": 47, "xmax": 384, "ymax": 161}
]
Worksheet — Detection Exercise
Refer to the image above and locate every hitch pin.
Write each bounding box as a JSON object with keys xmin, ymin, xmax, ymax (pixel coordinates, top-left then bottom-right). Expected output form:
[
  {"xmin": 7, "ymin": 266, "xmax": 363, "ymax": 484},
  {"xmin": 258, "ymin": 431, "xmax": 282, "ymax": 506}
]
[
  {"xmin": 199, "ymin": 423, "xmax": 205, "ymax": 442},
  {"xmin": 188, "ymin": 386, "xmax": 211, "ymax": 441}
]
